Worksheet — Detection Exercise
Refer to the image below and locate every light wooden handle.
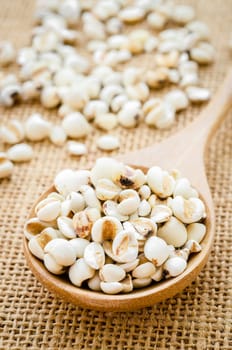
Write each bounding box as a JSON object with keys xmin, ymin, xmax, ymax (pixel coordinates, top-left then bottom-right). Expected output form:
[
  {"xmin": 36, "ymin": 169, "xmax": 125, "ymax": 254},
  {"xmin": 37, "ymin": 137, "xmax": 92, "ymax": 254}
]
[
  {"xmin": 117, "ymin": 69, "xmax": 232, "ymax": 195},
  {"xmin": 187, "ymin": 69, "xmax": 232, "ymax": 150}
]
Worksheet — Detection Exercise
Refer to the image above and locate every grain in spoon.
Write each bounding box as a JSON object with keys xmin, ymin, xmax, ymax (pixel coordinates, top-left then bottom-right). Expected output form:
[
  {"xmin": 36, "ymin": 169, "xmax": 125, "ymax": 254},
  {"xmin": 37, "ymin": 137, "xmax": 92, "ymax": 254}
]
[{"xmin": 23, "ymin": 70, "xmax": 232, "ymax": 311}]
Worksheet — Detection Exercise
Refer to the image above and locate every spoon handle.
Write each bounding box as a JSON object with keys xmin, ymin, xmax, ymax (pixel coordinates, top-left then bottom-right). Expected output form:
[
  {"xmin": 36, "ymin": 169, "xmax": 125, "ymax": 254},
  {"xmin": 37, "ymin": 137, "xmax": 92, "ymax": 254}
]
[
  {"xmin": 117, "ymin": 70, "xmax": 232, "ymax": 194},
  {"xmin": 185, "ymin": 68, "xmax": 232, "ymax": 151}
]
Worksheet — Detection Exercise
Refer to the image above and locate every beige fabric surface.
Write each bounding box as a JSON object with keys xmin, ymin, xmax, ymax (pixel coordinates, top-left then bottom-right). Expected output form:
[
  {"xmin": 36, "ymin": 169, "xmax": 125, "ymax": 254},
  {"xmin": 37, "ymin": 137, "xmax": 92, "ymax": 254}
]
[{"xmin": 0, "ymin": 0, "xmax": 232, "ymax": 349}]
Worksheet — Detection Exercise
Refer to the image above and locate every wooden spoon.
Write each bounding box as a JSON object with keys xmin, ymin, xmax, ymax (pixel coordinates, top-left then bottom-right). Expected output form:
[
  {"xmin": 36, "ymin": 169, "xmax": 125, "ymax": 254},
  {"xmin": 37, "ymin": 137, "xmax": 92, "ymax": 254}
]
[{"xmin": 23, "ymin": 70, "xmax": 232, "ymax": 312}]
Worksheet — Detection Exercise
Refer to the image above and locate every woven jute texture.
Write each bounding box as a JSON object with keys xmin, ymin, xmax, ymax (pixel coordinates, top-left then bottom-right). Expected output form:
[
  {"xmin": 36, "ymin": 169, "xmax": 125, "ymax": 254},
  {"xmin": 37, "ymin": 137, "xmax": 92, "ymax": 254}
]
[{"xmin": 0, "ymin": 0, "xmax": 232, "ymax": 349}]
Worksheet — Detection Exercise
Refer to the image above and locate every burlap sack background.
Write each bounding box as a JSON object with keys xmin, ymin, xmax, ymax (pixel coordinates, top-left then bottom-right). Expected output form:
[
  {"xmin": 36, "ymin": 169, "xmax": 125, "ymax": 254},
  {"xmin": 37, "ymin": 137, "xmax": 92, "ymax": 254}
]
[{"xmin": 0, "ymin": 0, "xmax": 231, "ymax": 349}]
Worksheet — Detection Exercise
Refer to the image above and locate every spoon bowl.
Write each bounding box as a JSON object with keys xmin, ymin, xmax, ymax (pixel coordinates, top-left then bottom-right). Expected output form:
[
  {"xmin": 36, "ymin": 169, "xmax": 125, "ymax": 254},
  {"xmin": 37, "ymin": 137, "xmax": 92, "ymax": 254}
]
[
  {"xmin": 23, "ymin": 184, "xmax": 211, "ymax": 312},
  {"xmin": 23, "ymin": 70, "xmax": 232, "ymax": 311}
]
